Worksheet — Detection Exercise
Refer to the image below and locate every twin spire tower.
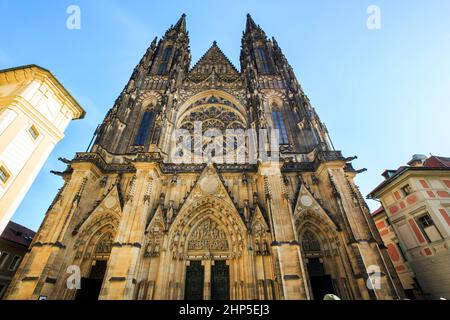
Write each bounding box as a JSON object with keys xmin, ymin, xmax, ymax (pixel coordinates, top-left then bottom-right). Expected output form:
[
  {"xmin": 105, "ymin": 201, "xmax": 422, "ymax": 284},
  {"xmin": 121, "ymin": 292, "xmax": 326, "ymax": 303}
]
[
  {"xmin": 92, "ymin": 13, "xmax": 332, "ymax": 158},
  {"xmin": 5, "ymin": 14, "xmax": 404, "ymax": 301}
]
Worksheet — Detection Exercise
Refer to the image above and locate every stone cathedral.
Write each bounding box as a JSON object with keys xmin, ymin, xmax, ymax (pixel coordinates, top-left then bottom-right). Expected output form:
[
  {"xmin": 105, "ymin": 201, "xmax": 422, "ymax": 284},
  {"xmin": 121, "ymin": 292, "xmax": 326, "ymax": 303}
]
[{"xmin": 6, "ymin": 15, "xmax": 404, "ymax": 301}]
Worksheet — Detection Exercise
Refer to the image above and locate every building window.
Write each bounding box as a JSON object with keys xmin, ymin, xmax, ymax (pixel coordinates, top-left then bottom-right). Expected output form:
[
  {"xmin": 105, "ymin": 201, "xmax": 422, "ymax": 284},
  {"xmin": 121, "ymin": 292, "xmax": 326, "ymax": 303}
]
[
  {"xmin": 134, "ymin": 111, "xmax": 154, "ymax": 146},
  {"xmin": 401, "ymin": 184, "xmax": 413, "ymax": 196},
  {"xmin": 8, "ymin": 255, "xmax": 21, "ymax": 271},
  {"xmin": 417, "ymin": 214, "xmax": 443, "ymax": 243},
  {"xmin": 272, "ymin": 111, "xmax": 289, "ymax": 145},
  {"xmin": 28, "ymin": 125, "xmax": 40, "ymax": 140},
  {"xmin": 0, "ymin": 251, "xmax": 10, "ymax": 269},
  {"xmin": 417, "ymin": 214, "xmax": 433, "ymax": 229},
  {"xmin": 0, "ymin": 166, "xmax": 11, "ymax": 185},
  {"xmin": 158, "ymin": 47, "xmax": 173, "ymax": 75},
  {"xmin": 256, "ymin": 47, "xmax": 270, "ymax": 74}
]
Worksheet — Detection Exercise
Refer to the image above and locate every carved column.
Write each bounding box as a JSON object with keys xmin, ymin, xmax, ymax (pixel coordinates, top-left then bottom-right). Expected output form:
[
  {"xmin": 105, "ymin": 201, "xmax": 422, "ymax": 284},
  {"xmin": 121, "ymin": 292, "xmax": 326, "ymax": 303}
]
[
  {"xmin": 99, "ymin": 162, "xmax": 158, "ymax": 300},
  {"xmin": 317, "ymin": 161, "xmax": 401, "ymax": 300},
  {"xmin": 258, "ymin": 161, "xmax": 309, "ymax": 300},
  {"xmin": 203, "ymin": 260, "xmax": 212, "ymax": 300}
]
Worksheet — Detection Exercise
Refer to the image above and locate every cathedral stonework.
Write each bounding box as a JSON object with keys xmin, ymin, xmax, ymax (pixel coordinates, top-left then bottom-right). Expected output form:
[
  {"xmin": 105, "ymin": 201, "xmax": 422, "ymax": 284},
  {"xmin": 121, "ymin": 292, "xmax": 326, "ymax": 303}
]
[{"xmin": 5, "ymin": 14, "xmax": 405, "ymax": 300}]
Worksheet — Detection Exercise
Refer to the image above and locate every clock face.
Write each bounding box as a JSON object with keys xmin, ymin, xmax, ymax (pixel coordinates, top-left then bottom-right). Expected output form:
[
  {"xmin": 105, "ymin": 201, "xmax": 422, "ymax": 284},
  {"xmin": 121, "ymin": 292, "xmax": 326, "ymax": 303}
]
[{"xmin": 300, "ymin": 195, "xmax": 313, "ymax": 207}]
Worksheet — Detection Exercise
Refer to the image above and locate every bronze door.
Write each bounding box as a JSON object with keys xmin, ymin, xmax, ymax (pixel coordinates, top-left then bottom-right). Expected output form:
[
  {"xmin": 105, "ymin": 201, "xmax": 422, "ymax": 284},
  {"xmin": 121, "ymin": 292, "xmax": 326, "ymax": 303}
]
[
  {"xmin": 184, "ymin": 261, "xmax": 205, "ymax": 300},
  {"xmin": 211, "ymin": 261, "xmax": 230, "ymax": 300}
]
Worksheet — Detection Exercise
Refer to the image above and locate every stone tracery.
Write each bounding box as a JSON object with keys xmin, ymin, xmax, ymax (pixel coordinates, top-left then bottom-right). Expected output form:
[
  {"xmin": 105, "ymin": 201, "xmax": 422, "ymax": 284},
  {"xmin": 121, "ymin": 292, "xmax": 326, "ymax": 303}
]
[{"xmin": 178, "ymin": 96, "xmax": 247, "ymax": 133}]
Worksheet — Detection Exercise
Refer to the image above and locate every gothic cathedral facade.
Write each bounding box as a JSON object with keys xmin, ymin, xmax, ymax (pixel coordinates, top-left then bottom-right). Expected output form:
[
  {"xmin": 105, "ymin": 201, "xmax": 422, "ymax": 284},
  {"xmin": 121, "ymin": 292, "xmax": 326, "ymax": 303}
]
[{"xmin": 6, "ymin": 15, "xmax": 404, "ymax": 300}]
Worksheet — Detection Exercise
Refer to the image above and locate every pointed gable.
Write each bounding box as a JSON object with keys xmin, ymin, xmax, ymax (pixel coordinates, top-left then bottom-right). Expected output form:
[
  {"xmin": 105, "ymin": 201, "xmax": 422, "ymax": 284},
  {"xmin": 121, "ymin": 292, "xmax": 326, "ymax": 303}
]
[
  {"xmin": 293, "ymin": 184, "xmax": 341, "ymax": 232},
  {"xmin": 189, "ymin": 42, "xmax": 240, "ymax": 79},
  {"xmin": 178, "ymin": 164, "xmax": 244, "ymax": 223},
  {"xmin": 251, "ymin": 205, "xmax": 270, "ymax": 235},
  {"xmin": 73, "ymin": 185, "xmax": 123, "ymax": 236},
  {"xmin": 147, "ymin": 205, "xmax": 167, "ymax": 233}
]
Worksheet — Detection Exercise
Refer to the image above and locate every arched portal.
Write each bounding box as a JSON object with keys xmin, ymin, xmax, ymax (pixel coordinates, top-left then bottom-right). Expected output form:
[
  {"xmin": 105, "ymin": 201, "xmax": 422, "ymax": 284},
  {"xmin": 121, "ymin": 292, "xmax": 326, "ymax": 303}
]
[
  {"xmin": 159, "ymin": 195, "xmax": 250, "ymax": 300},
  {"xmin": 74, "ymin": 232, "xmax": 114, "ymax": 300},
  {"xmin": 300, "ymin": 228, "xmax": 336, "ymax": 300},
  {"xmin": 67, "ymin": 212, "xmax": 119, "ymax": 300},
  {"xmin": 295, "ymin": 206, "xmax": 356, "ymax": 300},
  {"xmin": 184, "ymin": 216, "xmax": 231, "ymax": 300}
]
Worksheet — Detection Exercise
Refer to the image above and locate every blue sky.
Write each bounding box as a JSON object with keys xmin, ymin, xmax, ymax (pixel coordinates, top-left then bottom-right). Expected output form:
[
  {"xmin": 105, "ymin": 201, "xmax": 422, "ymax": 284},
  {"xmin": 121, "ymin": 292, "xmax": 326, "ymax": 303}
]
[{"xmin": 1, "ymin": 0, "xmax": 449, "ymax": 231}]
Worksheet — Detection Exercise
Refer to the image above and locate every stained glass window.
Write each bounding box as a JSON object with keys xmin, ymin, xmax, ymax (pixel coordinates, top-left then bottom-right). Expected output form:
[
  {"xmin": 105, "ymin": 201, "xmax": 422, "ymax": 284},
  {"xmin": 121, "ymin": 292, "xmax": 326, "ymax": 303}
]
[
  {"xmin": 158, "ymin": 47, "xmax": 173, "ymax": 75},
  {"xmin": 256, "ymin": 47, "xmax": 270, "ymax": 74},
  {"xmin": 134, "ymin": 111, "xmax": 154, "ymax": 146},
  {"xmin": 272, "ymin": 111, "xmax": 289, "ymax": 144}
]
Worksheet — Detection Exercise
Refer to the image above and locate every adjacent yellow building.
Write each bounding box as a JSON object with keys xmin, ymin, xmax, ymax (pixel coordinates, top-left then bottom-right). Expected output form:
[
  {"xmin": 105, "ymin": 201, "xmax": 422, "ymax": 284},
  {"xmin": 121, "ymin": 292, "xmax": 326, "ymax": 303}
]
[
  {"xmin": 0, "ymin": 65, "xmax": 85, "ymax": 234},
  {"xmin": 369, "ymin": 155, "xmax": 450, "ymax": 300}
]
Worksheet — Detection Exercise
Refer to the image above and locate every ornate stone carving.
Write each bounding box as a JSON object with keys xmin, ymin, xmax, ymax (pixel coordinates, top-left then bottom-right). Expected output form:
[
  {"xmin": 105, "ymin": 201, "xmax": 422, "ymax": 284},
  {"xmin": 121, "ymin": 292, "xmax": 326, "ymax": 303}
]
[
  {"xmin": 96, "ymin": 233, "xmax": 114, "ymax": 254},
  {"xmin": 188, "ymin": 218, "xmax": 229, "ymax": 251}
]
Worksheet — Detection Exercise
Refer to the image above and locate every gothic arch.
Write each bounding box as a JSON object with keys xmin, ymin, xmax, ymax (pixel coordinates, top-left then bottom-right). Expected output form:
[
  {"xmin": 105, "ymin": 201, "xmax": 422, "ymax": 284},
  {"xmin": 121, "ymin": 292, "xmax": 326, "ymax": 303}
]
[
  {"xmin": 56, "ymin": 210, "xmax": 120, "ymax": 300},
  {"xmin": 301, "ymin": 229, "xmax": 322, "ymax": 253},
  {"xmin": 176, "ymin": 89, "xmax": 248, "ymax": 130},
  {"xmin": 171, "ymin": 90, "xmax": 249, "ymax": 163},
  {"xmin": 168, "ymin": 196, "xmax": 248, "ymax": 259},
  {"xmin": 296, "ymin": 210, "xmax": 357, "ymax": 300},
  {"xmin": 296, "ymin": 212, "xmax": 341, "ymax": 255},
  {"xmin": 152, "ymin": 194, "xmax": 252, "ymax": 300},
  {"xmin": 136, "ymin": 91, "xmax": 163, "ymax": 107},
  {"xmin": 72, "ymin": 211, "xmax": 120, "ymax": 269},
  {"xmin": 70, "ymin": 187, "xmax": 122, "ymax": 270},
  {"xmin": 263, "ymin": 91, "xmax": 285, "ymax": 108}
]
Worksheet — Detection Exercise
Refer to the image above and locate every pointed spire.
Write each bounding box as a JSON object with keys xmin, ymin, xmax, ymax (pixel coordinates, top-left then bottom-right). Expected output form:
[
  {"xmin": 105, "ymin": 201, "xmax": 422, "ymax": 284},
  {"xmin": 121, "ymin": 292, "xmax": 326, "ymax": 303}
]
[
  {"xmin": 244, "ymin": 13, "xmax": 266, "ymax": 40},
  {"xmin": 246, "ymin": 13, "xmax": 258, "ymax": 33},
  {"xmin": 173, "ymin": 13, "xmax": 187, "ymax": 33}
]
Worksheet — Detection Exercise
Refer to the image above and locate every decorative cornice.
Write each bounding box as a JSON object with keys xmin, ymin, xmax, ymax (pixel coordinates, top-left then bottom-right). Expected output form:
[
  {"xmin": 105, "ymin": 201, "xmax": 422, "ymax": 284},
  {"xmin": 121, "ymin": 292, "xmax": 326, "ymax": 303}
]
[{"xmin": 0, "ymin": 64, "xmax": 85, "ymax": 119}]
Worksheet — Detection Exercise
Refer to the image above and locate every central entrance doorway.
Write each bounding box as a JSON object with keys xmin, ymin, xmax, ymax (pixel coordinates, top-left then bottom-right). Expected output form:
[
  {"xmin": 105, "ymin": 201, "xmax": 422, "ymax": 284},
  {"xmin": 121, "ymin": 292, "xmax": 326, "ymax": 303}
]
[
  {"xmin": 211, "ymin": 261, "xmax": 230, "ymax": 300},
  {"xmin": 185, "ymin": 261, "xmax": 205, "ymax": 300},
  {"xmin": 184, "ymin": 260, "xmax": 230, "ymax": 300}
]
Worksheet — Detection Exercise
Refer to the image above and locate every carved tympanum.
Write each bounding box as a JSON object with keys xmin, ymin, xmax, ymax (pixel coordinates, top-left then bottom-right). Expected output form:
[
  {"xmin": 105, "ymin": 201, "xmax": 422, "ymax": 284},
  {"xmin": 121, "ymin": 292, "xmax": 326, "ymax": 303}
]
[{"xmin": 188, "ymin": 218, "xmax": 229, "ymax": 251}]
